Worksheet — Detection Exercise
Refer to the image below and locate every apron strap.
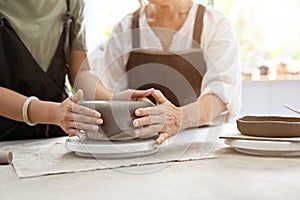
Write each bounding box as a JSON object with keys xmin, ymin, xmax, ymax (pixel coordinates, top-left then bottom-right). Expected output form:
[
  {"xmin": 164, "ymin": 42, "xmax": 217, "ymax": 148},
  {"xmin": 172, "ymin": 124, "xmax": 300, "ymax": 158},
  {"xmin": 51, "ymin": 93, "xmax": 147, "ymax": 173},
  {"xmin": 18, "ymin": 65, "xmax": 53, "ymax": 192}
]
[
  {"xmin": 66, "ymin": 0, "xmax": 71, "ymax": 12},
  {"xmin": 192, "ymin": 5, "xmax": 205, "ymax": 48},
  {"xmin": 131, "ymin": 8, "xmax": 141, "ymax": 49},
  {"xmin": 63, "ymin": 0, "xmax": 74, "ymax": 65},
  {"xmin": 131, "ymin": 4, "xmax": 205, "ymax": 49},
  {"xmin": 46, "ymin": 0, "xmax": 74, "ymax": 100}
]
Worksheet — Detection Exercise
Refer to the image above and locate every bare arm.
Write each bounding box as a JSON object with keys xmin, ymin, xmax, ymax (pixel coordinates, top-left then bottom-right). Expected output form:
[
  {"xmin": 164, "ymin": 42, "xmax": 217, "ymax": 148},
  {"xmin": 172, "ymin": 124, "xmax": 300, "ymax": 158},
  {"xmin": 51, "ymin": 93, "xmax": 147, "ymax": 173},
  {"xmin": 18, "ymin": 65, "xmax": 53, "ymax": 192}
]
[
  {"xmin": 0, "ymin": 51, "xmax": 105, "ymax": 132},
  {"xmin": 0, "ymin": 87, "xmax": 28, "ymax": 122},
  {"xmin": 0, "ymin": 87, "xmax": 65, "ymax": 125},
  {"xmin": 69, "ymin": 50, "xmax": 113, "ymax": 100},
  {"xmin": 180, "ymin": 93, "xmax": 227, "ymax": 130},
  {"xmin": 0, "ymin": 87, "xmax": 102, "ymax": 138}
]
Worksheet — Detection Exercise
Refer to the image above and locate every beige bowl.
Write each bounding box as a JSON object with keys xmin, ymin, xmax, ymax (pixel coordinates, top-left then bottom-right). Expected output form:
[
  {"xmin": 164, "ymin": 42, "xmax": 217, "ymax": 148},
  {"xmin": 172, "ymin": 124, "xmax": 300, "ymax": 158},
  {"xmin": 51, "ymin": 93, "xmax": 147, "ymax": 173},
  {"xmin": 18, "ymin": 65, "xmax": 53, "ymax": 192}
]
[{"xmin": 79, "ymin": 100, "xmax": 153, "ymax": 140}]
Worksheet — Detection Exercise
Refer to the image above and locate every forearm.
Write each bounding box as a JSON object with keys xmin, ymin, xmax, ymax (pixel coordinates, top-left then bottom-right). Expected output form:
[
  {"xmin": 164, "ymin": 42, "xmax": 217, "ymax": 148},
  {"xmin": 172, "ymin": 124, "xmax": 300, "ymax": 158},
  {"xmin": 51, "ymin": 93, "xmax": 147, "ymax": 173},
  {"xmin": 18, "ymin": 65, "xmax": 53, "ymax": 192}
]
[
  {"xmin": 95, "ymin": 79, "xmax": 113, "ymax": 100},
  {"xmin": 27, "ymin": 100, "xmax": 58, "ymax": 125},
  {"xmin": 0, "ymin": 87, "xmax": 58, "ymax": 124},
  {"xmin": 69, "ymin": 50, "xmax": 113, "ymax": 100},
  {"xmin": 180, "ymin": 94, "xmax": 227, "ymax": 130},
  {"xmin": 72, "ymin": 69, "xmax": 113, "ymax": 100},
  {"xmin": 0, "ymin": 87, "xmax": 26, "ymax": 122}
]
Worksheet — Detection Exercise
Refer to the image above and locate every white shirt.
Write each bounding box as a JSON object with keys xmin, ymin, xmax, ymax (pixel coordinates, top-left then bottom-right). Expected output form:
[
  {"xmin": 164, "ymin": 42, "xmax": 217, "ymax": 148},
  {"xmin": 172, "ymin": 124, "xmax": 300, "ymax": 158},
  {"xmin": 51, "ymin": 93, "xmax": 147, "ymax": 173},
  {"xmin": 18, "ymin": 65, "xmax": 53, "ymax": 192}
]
[{"xmin": 96, "ymin": 3, "xmax": 242, "ymax": 120}]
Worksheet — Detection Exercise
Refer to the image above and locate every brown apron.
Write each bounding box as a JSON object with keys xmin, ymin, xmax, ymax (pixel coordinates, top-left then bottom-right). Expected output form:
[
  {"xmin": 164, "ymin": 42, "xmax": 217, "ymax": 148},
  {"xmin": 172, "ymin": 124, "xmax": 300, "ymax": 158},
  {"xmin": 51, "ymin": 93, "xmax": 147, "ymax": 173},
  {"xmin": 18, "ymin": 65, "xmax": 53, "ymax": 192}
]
[
  {"xmin": 126, "ymin": 5, "xmax": 207, "ymax": 107},
  {"xmin": 0, "ymin": 0, "xmax": 74, "ymax": 141}
]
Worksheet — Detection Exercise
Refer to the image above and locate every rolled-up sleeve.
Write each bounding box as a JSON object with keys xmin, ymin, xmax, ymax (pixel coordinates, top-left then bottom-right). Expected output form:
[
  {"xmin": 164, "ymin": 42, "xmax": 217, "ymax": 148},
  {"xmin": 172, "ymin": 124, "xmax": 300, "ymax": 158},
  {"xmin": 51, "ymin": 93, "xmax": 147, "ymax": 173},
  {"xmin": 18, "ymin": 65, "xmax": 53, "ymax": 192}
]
[{"xmin": 201, "ymin": 12, "xmax": 242, "ymax": 121}]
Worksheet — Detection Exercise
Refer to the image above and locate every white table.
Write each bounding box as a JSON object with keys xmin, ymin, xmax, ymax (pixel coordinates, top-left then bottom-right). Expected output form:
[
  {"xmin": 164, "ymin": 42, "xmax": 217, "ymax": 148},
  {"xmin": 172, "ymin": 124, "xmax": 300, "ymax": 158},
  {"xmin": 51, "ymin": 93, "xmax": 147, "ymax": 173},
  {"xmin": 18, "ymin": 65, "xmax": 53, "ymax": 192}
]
[{"xmin": 1, "ymin": 124, "xmax": 300, "ymax": 200}]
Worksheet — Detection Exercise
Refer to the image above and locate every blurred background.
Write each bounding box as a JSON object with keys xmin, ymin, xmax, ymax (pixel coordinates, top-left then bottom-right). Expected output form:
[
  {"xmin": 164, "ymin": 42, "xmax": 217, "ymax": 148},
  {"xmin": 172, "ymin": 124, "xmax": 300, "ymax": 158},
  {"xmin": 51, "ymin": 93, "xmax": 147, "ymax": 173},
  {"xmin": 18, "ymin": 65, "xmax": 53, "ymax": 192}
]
[
  {"xmin": 85, "ymin": 0, "xmax": 300, "ymax": 81},
  {"xmin": 84, "ymin": 0, "xmax": 300, "ymax": 116}
]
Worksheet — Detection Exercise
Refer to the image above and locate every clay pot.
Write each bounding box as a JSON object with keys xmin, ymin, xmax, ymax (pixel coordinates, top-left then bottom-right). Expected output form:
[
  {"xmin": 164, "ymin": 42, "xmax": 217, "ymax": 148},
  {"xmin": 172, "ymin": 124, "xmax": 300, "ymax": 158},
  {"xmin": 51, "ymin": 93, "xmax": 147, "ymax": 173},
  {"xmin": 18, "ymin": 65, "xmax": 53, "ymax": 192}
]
[{"xmin": 79, "ymin": 101, "xmax": 153, "ymax": 140}]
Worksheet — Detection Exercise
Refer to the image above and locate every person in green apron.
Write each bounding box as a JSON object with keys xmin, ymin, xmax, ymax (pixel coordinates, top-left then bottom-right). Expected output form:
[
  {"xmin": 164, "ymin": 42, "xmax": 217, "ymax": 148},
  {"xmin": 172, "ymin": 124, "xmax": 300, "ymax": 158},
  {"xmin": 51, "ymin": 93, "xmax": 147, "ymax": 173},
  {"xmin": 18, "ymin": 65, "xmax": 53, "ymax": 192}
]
[
  {"xmin": 99, "ymin": 0, "xmax": 242, "ymax": 144},
  {"xmin": 0, "ymin": 0, "xmax": 153, "ymax": 141}
]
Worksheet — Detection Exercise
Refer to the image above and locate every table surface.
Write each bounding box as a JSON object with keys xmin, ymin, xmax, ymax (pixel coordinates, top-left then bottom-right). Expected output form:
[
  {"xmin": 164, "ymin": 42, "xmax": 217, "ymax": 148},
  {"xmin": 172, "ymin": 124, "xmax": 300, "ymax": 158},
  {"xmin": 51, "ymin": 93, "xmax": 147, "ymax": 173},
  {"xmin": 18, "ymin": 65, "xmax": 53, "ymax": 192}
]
[{"xmin": 1, "ymin": 124, "xmax": 300, "ymax": 200}]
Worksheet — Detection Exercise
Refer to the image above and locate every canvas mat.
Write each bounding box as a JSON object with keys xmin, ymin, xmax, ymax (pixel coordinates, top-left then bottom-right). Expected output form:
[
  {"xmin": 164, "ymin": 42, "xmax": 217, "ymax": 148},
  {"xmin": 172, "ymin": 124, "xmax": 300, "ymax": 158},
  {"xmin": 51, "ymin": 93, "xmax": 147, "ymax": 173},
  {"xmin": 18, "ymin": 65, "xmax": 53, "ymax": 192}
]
[{"xmin": 0, "ymin": 126, "xmax": 223, "ymax": 178}]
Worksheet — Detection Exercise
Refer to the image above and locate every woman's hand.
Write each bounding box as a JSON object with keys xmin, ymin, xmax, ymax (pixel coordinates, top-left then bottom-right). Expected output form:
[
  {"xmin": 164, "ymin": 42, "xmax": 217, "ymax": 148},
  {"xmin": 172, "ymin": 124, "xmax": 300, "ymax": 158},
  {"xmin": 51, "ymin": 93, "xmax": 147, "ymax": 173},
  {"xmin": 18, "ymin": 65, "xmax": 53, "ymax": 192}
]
[
  {"xmin": 113, "ymin": 88, "xmax": 155, "ymax": 103},
  {"xmin": 53, "ymin": 89, "xmax": 103, "ymax": 139},
  {"xmin": 133, "ymin": 90, "xmax": 182, "ymax": 145}
]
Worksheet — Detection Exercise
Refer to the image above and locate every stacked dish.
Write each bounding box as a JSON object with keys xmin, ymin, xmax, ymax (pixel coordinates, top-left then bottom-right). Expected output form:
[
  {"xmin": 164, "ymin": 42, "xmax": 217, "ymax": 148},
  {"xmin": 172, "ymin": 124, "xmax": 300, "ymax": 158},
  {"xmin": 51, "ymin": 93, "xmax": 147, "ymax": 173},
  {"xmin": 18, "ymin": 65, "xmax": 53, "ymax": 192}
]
[{"xmin": 221, "ymin": 116, "xmax": 300, "ymax": 156}]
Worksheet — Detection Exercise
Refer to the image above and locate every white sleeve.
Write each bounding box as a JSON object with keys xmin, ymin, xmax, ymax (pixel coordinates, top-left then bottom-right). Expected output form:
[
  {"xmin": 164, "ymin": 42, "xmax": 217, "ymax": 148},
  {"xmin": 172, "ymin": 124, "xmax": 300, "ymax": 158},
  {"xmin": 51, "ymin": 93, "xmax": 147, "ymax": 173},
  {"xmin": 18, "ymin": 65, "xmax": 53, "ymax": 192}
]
[
  {"xmin": 96, "ymin": 15, "xmax": 133, "ymax": 92},
  {"xmin": 201, "ymin": 12, "xmax": 242, "ymax": 121}
]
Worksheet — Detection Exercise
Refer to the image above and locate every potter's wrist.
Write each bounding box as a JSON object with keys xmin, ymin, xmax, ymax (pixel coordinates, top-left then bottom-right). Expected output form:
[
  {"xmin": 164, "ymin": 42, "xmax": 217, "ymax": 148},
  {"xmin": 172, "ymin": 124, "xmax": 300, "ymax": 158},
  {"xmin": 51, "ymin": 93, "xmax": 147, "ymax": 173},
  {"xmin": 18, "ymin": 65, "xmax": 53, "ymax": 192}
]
[
  {"xmin": 176, "ymin": 107, "xmax": 184, "ymax": 131},
  {"xmin": 179, "ymin": 106, "xmax": 193, "ymax": 131},
  {"xmin": 180, "ymin": 103, "xmax": 200, "ymax": 130},
  {"xmin": 42, "ymin": 102, "xmax": 60, "ymax": 125},
  {"xmin": 180, "ymin": 106, "xmax": 190, "ymax": 130}
]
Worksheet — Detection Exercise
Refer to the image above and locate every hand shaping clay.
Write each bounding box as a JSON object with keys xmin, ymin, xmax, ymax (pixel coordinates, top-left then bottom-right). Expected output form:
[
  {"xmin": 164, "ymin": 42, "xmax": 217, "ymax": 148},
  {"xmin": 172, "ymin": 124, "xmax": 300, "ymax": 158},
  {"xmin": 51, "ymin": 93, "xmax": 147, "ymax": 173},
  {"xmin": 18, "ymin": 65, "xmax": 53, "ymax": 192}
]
[{"xmin": 79, "ymin": 100, "xmax": 154, "ymax": 140}]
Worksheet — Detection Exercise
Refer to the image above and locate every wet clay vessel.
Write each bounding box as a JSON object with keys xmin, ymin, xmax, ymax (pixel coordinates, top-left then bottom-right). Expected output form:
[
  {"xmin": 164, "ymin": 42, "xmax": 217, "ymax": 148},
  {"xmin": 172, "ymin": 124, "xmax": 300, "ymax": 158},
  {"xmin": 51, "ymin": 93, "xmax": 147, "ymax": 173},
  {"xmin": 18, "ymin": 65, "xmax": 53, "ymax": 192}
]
[{"xmin": 79, "ymin": 101, "xmax": 153, "ymax": 140}]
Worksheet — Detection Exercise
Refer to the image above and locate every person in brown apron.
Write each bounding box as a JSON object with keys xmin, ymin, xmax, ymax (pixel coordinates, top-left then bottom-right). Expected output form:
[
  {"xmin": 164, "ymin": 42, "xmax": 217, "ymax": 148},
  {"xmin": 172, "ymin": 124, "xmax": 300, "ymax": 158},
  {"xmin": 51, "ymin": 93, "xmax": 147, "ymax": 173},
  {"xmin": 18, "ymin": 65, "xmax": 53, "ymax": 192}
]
[
  {"xmin": 100, "ymin": 0, "xmax": 241, "ymax": 144},
  {"xmin": 0, "ymin": 0, "xmax": 104, "ymax": 141}
]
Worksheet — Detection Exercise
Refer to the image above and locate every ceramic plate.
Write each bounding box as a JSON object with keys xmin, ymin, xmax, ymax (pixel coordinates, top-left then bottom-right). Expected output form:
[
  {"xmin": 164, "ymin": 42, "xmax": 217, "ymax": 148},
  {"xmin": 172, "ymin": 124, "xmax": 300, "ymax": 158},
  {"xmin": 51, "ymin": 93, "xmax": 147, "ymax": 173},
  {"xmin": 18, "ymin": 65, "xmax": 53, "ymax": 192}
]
[
  {"xmin": 224, "ymin": 138, "xmax": 300, "ymax": 157},
  {"xmin": 237, "ymin": 116, "xmax": 300, "ymax": 137},
  {"xmin": 65, "ymin": 137, "xmax": 159, "ymax": 159},
  {"xmin": 234, "ymin": 148, "xmax": 300, "ymax": 157}
]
